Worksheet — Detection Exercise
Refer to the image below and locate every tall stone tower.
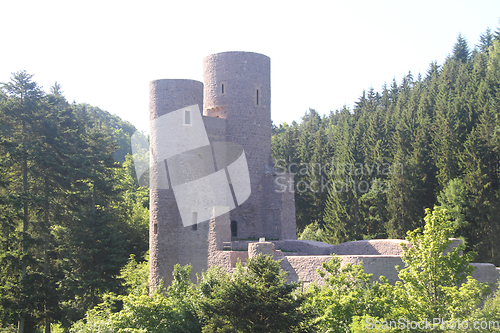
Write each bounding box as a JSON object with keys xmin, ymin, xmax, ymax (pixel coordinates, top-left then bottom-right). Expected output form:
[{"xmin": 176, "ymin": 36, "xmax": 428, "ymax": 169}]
[
  {"xmin": 149, "ymin": 52, "xmax": 296, "ymax": 289},
  {"xmin": 203, "ymin": 52, "xmax": 272, "ymax": 239}
]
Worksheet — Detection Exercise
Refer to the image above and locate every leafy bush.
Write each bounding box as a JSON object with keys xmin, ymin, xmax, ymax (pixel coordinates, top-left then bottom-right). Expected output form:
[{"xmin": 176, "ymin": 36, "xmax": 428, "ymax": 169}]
[
  {"xmin": 308, "ymin": 208, "xmax": 491, "ymax": 332},
  {"xmin": 70, "ymin": 260, "xmax": 201, "ymax": 333},
  {"xmin": 465, "ymin": 283, "xmax": 500, "ymax": 332},
  {"xmin": 305, "ymin": 255, "xmax": 394, "ymax": 332},
  {"xmin": 393, "ymin": 208, "xmax": 490, "ymax": 324}
]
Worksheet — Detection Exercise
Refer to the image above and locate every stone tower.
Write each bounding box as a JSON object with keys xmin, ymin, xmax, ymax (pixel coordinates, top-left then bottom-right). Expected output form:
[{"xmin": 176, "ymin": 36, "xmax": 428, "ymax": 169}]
[
  {"xmin": 204, "ymin": 52, "xmax": 272, "ymax": 239},
  {"xmin": 149, "ymin": 52, "xmax": 296, "ymax": 288}
]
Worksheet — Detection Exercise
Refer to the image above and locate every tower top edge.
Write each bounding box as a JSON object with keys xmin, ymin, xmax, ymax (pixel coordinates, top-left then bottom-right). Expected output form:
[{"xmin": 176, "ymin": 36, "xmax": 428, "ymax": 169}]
[
  {"xmin": 203, "ymin": 51, "xmax": 270, "ymax": 60},
  {"xmin": 149, "ymin": 78, "xmax": 203, "ymax": 85}
]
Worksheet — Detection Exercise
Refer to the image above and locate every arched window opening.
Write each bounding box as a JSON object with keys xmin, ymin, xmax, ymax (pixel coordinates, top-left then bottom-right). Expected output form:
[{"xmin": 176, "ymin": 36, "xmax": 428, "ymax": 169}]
[{"xmin": 230, "ymin": 221, "xmax": 238, "ymax": 238}]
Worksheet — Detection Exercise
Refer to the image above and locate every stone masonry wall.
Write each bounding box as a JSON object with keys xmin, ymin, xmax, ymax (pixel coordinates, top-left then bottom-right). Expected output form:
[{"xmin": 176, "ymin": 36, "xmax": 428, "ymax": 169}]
[
  {"xmin": 203, "ymin": 52, "xmax": 272, "ymax": 240},
  {"xmin": 149, "ymin": 79, "xmax": 207, "ymax": 288},
  {"xmin": 243, "ymin": 240, "xmax": 499, "ymax": 288}
]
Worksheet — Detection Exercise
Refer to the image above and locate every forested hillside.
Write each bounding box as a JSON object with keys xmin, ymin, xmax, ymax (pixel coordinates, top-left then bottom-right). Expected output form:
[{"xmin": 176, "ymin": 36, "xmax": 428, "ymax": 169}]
[
  {"xmin": 272, "ymin": 29, "xmax": 500, "ymax": 266},
  {"xmin": 0, "ymin": 74, "xmax": 149, "ymax": 331}
]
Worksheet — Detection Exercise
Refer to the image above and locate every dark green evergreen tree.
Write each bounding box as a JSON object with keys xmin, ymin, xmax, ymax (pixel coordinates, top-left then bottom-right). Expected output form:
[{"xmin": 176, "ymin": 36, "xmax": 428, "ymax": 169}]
[
  {"xmin": 199, "ymin": 254, "xmax": 308, "ymax": 332},
  {"xmin": 477, "ymin": 27, "xmax": 495, "ymax": 54},
  {"xmin": 453, "ymin": 33, "xmax": 471, "ymax": 63}
]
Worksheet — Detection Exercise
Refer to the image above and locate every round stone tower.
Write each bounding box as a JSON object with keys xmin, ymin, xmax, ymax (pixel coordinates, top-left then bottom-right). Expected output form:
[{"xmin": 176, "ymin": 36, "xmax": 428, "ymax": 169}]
[
  {"xmin": 203, "ymin": 51, "xmax": 272, "ymax": 239},
  {"xmin": 148, "ymin": 79, "xmax": 208, "ymax": 289}
]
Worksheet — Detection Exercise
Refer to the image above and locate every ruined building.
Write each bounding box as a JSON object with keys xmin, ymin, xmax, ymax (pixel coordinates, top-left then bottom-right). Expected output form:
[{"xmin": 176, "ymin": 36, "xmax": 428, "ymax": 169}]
[
  {"xmin": 148, "ymin": 51, "xmax": 295, "ymax": 287},
  {"xmin": 148, "ymin": 51, "xmax": 500, "ymax": 289}
]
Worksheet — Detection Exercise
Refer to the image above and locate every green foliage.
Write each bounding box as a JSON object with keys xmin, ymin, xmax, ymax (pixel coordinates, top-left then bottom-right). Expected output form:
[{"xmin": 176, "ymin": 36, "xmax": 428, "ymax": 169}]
[
  {"xmin": 120, "ymin": 254, "xmax": 149, "ymax": 296},
  {"xmin": 393, "ymin": 208, "xmax": 490, "ymax": 325},
  {"xmin": 73, "ymin": 256, "xmax": 309, "ymax": 333},
  {"xmin": 305, "ymin": 255, "xmax": 394, "ymax": 332},
  {"xmin": 477, "ymin": 27, "xmax": 495, "ymax": 54},
  {"xmin": 70, "ymin": 292, "xmax": 194, "ymax": 333},
  {"xmin": 437, "ymin": 178, "xmax": 468, "ymax": 230},
  {"xmin": 349, "ymin": 315, "xmax": 398, "ymax": 333},
  {"xmin": 71, "ymin": 261, "xmax": 201, "ymax": 333},
  {"xmin": 115, "ymin": 154, "xmax": 149, "ymax": 258},
  {"xmin": 0, "ymin": 72, "xmax": 149, "ymax": 330},
  {"xmin": 75, "ymin": 103, "xmax": 137, "ymax": 164},
  {"xmin": 71, "ymin": 210, "xmax": 493, "ymax": 333},
  {"xmin": 0, "ymin": 325, "xmax": 17, "ymax": 333},
  {"xmin": 453, "ymin": 33, "xmax": 471, "ymax": 63},
  {"xmin": 199, "ymin": 254, "xmax": 309, "ymax": 333},
  {"xmin": 305, "ymin": 208, "xmax": 490, "ymax": 332},
  {"xmin": 298, "ymin": 222, "xmax": 327, "ymax": 242},
  {"xmin": 467, "ymin": 284, "xmax": 500, "ymax": 332}
]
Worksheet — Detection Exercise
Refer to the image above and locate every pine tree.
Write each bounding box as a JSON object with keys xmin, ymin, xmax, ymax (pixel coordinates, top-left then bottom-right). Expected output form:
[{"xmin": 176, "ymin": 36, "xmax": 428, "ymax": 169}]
[
  {"xmin": 432, "ymin": 61, "xmax": 461, "ymax": 190},
  {"xmin": 0, "ymin": 71, "xmax": 45, "ymax": 332},
  {"xmin": 453, "ymin": 33, "xmax": 471, "ymax": 63},
  {"xmin": 477, "ymin": 27, "xmax": 494, "ymax": 54},
  {"xmin": 323, "ymin": 106, "xmax": 361, "ymax": 243}
]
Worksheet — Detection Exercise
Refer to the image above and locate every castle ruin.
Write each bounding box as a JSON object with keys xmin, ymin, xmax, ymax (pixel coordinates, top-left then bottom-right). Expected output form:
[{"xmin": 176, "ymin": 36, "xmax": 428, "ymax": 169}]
[
  {"xmin": 148, "ymin": 51, "xmax": 295, "ymax": 287},
  {"xmin": 148, "ymin": 51, "xmax": 500, "ymax": 290}
]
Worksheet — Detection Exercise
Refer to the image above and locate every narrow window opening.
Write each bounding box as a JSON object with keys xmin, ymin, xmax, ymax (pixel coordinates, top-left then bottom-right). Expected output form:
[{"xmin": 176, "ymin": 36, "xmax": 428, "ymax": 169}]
[
  {"xmin": 256, "ymin": 89, "xmax": 259, "ymax": 105},
  {"xmin": 192, "ymin": 212, "xmax": 197, "ymax": 230},
  {"xmin": 230, "ymin": 221, "xmax": 238, "ymax": 238},
  {"xmin": 184, "ymin": 110, "xmax": 191, "ymax": 125},
  {"xmin": 221, "ymin": 84, "xmax": 225, "ymax": 94},
  {"xmin": 154, "ymin": 223, "xmax": 158, "ymax": 235}
]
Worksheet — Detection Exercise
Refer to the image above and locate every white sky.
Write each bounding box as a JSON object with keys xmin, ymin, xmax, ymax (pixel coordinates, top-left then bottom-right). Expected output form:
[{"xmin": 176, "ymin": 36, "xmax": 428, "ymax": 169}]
[{"xmin": 1, "ymin": 0, "xmax": 499, "ymax": 133}]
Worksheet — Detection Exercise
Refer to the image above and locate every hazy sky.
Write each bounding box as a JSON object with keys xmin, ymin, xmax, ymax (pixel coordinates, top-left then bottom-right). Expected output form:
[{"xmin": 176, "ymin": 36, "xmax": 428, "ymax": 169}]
[{"xmin": 1, "ymin": 1, "xmax": 499, "ymax": 133}]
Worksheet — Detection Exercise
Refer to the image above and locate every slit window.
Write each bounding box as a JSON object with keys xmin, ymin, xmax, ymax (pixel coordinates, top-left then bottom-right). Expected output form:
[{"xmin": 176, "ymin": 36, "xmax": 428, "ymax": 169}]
[
  {"xmin": 184, "ymin": 110, "xmax": 191, "ymax": 125},
  {"xmin": 256, "ymin": 89, "xmax": 259, "ymax": 105},
  {"xmin": 192, "ymin": 212, "xmax": 197, "ymax": 230},
  {"xmin": 154, "ymin": 223, "xmax": 158, "ymax": 235},
  {"xmin": 231, "ymin": 221, "xmax": 238, "ymax": 238},
  {"xmin": 221, "ymin": 84, "xmax": 225, "ymax": 94}
]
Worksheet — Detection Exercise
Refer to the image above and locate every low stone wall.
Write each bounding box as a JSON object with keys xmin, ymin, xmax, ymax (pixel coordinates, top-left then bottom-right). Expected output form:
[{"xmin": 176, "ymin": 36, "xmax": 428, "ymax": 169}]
[
  {"xmin": 281, "ymin": 255, "xmax": 404, "ymax": 285},
  {"xmin": 229, "ymin": 251, "xmax": 248, "ymax": 267},
  {"xmin": 280, "ymin": 256, "xmax": 332, "ymax": 284},
  {"xmin": 222, "ymin": 240, "xmax": 500, "ymax": 290},
  {"xmin": 331, "ymin": 239, "xmax": 407, "ymax": 256},
  {"xmin": 471, "ymin": 263, "xmax": 500, "ymax": 290},
  {"xmin": 231, "ymin": 239, "xmax": 334, "ymax": 254},
  {"xmin": 280, "ymin": 255, "xmax": 500, "ymax": 287},
  {"xmin": 248, "ymin": 242, "xmax": 275, "ymax": 257},
  {"xmin": 339, "ymin": 255, "xmax": 404, "ymax": 284},
  {"xmin": 207, "ymin": 251, "xmax": 231, "ymax": 271}
]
